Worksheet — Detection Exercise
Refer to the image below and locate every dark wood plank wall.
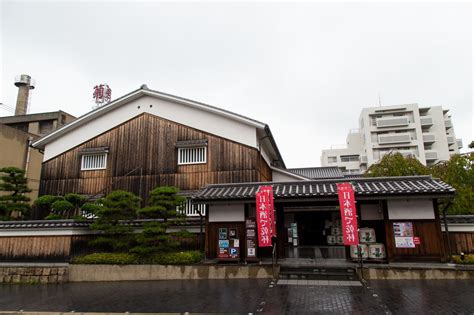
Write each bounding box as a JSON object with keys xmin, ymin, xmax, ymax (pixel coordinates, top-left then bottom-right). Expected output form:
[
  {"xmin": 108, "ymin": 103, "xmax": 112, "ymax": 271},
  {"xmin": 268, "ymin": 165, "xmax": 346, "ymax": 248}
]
[
  {"xmin": 385, "ymin": 221, "xmax": 445, "ymax": 261},
  {"xmin": 40, "ymin": 113, "xmax": 272, "ymax": 202},
  {"xmin": 444, "ymin": 232, "xmax": 474, "ymax": 254},
  {"xmin": 0, "ymin": 236, "xmax": 72, "ymax": 261},
  {"xmin": 383, "ymin": 201, "xmax": 445, "ymax": 262}
]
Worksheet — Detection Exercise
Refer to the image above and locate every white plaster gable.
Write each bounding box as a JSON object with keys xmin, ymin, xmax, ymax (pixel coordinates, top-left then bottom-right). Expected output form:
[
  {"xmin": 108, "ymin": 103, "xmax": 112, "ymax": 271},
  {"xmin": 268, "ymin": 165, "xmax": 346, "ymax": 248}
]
[{"xmin": 40, "ymin": 94, "xmax": 260, "ymax": 161}]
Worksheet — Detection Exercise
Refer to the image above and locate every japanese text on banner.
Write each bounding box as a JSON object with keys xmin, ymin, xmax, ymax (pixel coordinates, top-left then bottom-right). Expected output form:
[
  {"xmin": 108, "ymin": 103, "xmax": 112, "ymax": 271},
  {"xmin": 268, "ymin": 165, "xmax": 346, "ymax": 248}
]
[
  {"xmin": 336, "ymin": 183, "xmax": 359, "ymax": 246},
  {"xmin": 255, "ymin": 186, "xmax": 275, "ymax": 247}
]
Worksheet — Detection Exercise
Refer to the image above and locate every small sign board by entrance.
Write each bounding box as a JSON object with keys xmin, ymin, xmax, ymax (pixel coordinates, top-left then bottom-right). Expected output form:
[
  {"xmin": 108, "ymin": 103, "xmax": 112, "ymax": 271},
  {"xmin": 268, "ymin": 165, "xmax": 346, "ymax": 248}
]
[
  {"xmin": 217, "ymin": 228, "xmax": 240, "ymax": 260},
  {"xmin": 245, "ymin": 218, "xmax": 257, "ymax": 260},
  {"xmin": 336, "ymin": 183, "xmax": 359, "ymax": 246},
  {"xmin": 393, "ymin": 222, "xmax": 415, "ymax": 248},
  {"xmin": 413, "ymin": 236, "xmax": 421, "ymax": 245}
]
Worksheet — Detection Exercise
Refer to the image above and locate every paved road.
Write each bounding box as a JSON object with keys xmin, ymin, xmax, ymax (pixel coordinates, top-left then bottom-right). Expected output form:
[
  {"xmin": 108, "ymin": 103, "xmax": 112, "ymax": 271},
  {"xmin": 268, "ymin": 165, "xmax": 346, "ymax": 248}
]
[{"xmin": 1, "ymin": 279, "xmax": 474, "ymax": 314}]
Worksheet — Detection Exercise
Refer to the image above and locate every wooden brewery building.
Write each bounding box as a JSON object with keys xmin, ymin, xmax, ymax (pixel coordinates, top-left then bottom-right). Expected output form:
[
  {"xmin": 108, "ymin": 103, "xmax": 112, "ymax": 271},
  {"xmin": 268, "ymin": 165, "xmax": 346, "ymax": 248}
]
[
  {"xmin": 31, "ymin": 85, "xmax": 291, "ymax": 214},
  {"xmin": 28, "ymin": 85, "xmax": 457, "ymax": 263},
  {"xmin": 192, "ymin": 175, "xmax": 456, "ymax": 263}
]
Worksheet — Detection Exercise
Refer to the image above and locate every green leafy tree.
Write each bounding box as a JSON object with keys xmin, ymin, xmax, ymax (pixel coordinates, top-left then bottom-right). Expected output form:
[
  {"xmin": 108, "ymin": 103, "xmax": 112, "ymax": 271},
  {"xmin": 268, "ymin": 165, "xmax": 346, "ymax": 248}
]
[
  {"xmin": 469, "ymin": 141, "xmax": 474, "ymax": 149},
  {"xmin": 431, "ymin": 154, "xmax": 474, "ymax": 215},
  {"xmin": 0, "ymin": 167, "xmax": 31, "ymax": 220},
  {"xmin": 365, "ymin": 152, "xmax": 429, "ymax": 177},
  {"xmin": 90, "ymin": 190, "xmax": 140, "ymax": 251},
  {"xmin": 132, "ymin": 186, "xmax": 186, "ymax": 256}
]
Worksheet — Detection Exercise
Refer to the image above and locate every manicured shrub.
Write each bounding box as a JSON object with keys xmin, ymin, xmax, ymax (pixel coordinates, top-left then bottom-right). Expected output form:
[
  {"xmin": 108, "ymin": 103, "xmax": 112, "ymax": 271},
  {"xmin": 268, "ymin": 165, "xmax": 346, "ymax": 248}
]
[
  {"xmin": 72, "ymin": 253, "xmax": 139, "ymax": 265},
  {"xmin": 148, "ymin": 251, "xmax": 203, "ymax": 265},
  {"xmin": 452, "ymin": 254, "xmax": 474, "ymax": 264},
  {"xmin": 72, "ymin": 251, "xmax": 203, "ymax": 265}
]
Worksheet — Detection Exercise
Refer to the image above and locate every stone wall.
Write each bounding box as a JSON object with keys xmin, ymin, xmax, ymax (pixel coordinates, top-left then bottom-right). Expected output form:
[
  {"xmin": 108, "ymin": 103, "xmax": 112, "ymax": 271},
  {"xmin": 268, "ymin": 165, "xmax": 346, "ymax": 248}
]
[
  {"xmin": 0, "ymin": 264, "xmax": 275, "ymax": 283},
  {"xmin": 361, "ymin": 266, "xmax": 474, "ymax": 280},
  {"xmin": 0, "ymin": 265, "xmax": 68, "ymax": 283},
  {"xmin": 69, "ymin": 264, "xmax": 277, "ymax": 282}
]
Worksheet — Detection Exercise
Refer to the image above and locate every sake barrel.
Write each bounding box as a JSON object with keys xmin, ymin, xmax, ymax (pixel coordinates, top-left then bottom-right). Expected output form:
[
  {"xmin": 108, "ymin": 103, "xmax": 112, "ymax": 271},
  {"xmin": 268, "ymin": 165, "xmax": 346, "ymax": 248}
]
[
  {"xmin": 368, "ymin": 243, "xmax": 386, "ymax": 259},
  {"xmin": 350, "ymin": 244, "xmax": 368, "ymax": 259},
  {"xmin": 327, "ymin": 235, "xmax": 336, "ymax": 245},
  {"xmin": 336, "ymin": 235, "xmax": 344, "ymax": 245},
  {"xmin": 359, "ymin": 227, "xmax": 376, "ymax": 243},
  {"xmin": 331, "ymin": 226, "xmax": 342, "ymax": 235}
]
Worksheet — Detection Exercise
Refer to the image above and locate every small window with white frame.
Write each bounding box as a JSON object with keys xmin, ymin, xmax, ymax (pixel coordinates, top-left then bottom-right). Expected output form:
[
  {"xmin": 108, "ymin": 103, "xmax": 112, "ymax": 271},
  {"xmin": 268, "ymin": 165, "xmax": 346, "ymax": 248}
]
[
  {"xmin": 176, "ymin": 139, "xmax": 208, "ymax": 165},
  {"xmin": 81, "ymin": 153, "xmax": 107, "ymax": 170},
  {"xmin": 178, "ymin": 146, "xmax": 207, "ymax": 165}
]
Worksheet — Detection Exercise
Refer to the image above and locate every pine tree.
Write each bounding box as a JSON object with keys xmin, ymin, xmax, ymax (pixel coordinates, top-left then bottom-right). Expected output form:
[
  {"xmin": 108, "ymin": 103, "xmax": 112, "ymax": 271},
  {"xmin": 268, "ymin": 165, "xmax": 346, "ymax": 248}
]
[
  {"xmin": 132, "ymin": 186, "xmax": 186, "ymax": 256},
  {"xmin": 0, "ymin": 167, "xmax": 31, "ymax": 220},
  {"xmin": 89, "ymin": 190, "xmax": 140, "ymax": 251}
]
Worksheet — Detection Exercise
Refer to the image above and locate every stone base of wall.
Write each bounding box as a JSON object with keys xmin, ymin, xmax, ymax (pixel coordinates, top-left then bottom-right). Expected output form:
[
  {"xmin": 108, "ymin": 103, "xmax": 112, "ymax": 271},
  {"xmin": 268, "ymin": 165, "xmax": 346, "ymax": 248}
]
[
  {"xmin": 68, "ymin": 264, "xmax": 277, "ymax": 282},
  {"xmin": 360, "ymin": 267, "xmax": 474, "ymax": 280},
  {"xmin": 0, "ymin": 266, "xmax": 68, "ymax": 284}
]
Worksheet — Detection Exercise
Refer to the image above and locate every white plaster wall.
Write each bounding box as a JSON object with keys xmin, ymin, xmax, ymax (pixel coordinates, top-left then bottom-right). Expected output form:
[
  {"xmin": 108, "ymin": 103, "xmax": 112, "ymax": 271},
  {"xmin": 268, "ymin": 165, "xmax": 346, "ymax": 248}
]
[
  {"xmin": 209, "ymin": 204, "xmax": 245, "ymax": 222},
  {"xmin": 387, "ymin": 199, "xmax": 435, "ymax": 220},
  {"xmin": 271, "ymin": 169, "xmax": 306, "ymax": 182},
  {"xmin": 43, "ymin": 95, "xmax": 258, "ymax": 161}
]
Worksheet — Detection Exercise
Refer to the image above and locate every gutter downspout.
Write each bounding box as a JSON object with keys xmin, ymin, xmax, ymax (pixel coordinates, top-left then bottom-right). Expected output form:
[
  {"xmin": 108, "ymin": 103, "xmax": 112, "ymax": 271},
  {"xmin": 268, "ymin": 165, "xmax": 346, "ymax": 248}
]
[
  {"xmin": 442, "ymin": 201, "xmax": 454, "ymax": 263},
  {"xmin": 24, "ymin": 137, "xmax": 33, "ymax": 176}
]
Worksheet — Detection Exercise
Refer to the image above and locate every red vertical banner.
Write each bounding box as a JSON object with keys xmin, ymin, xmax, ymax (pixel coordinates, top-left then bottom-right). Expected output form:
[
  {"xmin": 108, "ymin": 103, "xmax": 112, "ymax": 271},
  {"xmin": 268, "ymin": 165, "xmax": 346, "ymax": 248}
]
[
  {"xmin": 259, "ymin": 186, "xmax": 276, "ymax": 237},
  {"xmin": 256, "ymin": 186, "xmax": 275, "ymax": 247},
  {"xmin": 336, "ymin": 183, "xmax": 359, "ymax": 246}
]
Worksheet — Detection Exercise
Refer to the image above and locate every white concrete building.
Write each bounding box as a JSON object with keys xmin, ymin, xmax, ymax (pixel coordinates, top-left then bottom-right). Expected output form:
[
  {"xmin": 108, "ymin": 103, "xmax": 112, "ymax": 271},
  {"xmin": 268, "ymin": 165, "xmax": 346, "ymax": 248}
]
[{"xmin": 321, "ymin": 104, "xmax": 463, "ymax": 174}]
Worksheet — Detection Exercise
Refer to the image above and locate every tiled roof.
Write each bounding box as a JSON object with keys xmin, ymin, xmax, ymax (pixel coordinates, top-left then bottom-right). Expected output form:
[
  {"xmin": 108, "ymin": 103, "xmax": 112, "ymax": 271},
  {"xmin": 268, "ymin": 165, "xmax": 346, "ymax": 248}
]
[
  {"xmin": 192, "ymin": 176, "xmax": 455, "ymax": 201},
  {"xmin": 286, "ymin": 167, "xmax": 344, "ymax": 179},
  {"xmin": 0, "ymin": 218, "xmax": 201, "ymax": 230},
  {"xmin": 446, "ymin": 215, "xmax": 474, "ymax": 224}
]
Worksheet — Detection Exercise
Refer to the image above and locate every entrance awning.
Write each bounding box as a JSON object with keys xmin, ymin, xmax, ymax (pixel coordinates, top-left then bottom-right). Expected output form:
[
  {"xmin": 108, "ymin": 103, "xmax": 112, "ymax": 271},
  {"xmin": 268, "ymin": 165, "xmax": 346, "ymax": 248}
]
[{"xmin": 191, "ymin": 176, "xmax": 455, "ymax": 202}]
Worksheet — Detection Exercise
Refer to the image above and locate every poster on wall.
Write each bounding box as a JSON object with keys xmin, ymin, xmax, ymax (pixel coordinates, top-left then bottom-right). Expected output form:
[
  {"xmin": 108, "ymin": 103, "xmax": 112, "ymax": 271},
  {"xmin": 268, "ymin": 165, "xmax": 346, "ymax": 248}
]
[
  {"xmin": 246, "ymin": 218, "xmax": 257, "ymax": 259},
  {"xmin": 219, "ymin": 228, "xmax": 228, "ymax": 240},
  {"xmin": 393, "ymin": 222, "xmax": 415, "ymax": 248}
]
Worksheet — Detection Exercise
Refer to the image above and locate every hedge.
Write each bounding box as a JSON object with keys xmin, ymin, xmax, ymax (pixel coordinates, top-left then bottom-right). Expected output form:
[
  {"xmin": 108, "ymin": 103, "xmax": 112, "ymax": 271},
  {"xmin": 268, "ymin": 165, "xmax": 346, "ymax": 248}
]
[
  {"xmin": 452, "ymin": 254, "xmax": 474, "ymax": 264},
  {"xmin": 73, "ymin": 250, "xmax": 203, "ymax": 265},
  {"xmin": 72, "ymin": 253, "xmax": 139, "ymax": 265}
]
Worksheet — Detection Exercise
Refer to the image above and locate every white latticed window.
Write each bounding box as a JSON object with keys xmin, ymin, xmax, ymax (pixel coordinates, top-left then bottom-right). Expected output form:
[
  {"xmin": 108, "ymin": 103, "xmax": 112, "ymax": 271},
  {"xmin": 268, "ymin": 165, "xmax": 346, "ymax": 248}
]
[
  {"xmin": 81, "ymin": 153, "xmax": 107, "ymax": 170},
  {"xmin": 178, "ymin": 147, "xmax": 207, "ymax": 165}
]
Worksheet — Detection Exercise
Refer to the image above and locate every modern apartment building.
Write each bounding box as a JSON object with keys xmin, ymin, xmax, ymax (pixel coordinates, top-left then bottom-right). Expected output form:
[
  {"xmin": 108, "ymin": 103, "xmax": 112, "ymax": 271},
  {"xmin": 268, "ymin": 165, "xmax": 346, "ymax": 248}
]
[{"xmin": 321, "ymin": 103, "xmax": 463, "ymax": 174}]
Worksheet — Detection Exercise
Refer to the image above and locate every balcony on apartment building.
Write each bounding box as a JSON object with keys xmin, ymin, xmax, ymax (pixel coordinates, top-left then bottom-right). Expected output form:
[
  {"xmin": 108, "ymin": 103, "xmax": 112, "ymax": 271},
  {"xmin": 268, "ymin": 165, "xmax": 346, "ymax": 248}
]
[
  {"xmin": 379, "ymin": 150, "xmax": 415, "ymax": 160},
  {"xmin": 425, "ymin": 150, "xmax": 438, "ymax": 161},
  {"xmin": 447, "ymin": 136, "xmax": 455, "ymax": 144},
  {"xmin": 375, "ymin": 116, "xmax": 410, "ymax": 128},
  {"xmin": 378, "ymin": 133, "xmax": 412, "ymax": 145},
  {"xmin": 445, "ymin": 119, "xmax": 453, "ymax": 129},
  {"xmin": 420, "ymin": 116, "xmax": 433, "ymax": 127},
  {"xmin": 456, "ymin": 139, "xmax": 463, "ymax": 149},
  {"xmin": 359, "ymin": 155, "xmax": 368, "ymax": 165},
  {"xmin": 422, "ymin": 133, "xmax": 436, "ymax": 144}
]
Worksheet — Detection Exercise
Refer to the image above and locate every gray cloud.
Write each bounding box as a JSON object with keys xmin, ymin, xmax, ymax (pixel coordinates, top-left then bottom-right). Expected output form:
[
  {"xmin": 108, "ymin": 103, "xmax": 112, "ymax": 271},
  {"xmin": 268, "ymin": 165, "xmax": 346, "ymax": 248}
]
[{"xmin": 1, "ymin": 2, "xmax": 472, "ymax": 167}]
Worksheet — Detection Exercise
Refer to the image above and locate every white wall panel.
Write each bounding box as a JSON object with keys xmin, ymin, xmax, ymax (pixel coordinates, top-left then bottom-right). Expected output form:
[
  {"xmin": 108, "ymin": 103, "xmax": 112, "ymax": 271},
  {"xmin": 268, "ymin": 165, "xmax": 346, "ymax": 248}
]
[
  {"xmin": 209, "ymin": 204, "xmax": 245, "ymax": 222},
  {"xmin": 387, "ymin": 199, "xmax": 435, "ymax": 220}
]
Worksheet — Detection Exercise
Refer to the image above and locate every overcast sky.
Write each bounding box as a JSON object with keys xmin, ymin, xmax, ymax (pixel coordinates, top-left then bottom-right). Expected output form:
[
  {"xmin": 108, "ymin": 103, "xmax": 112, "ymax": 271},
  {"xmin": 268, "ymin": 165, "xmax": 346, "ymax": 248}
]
[{"xmin": 1, "ymin": 1, "xmax": 472, "ymax": 168}]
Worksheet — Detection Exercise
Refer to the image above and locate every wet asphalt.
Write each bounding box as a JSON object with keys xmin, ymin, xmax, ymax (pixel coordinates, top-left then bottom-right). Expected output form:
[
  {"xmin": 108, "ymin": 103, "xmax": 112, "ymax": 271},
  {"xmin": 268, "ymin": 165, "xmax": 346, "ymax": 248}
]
[{"xmin": 1, "ymin": 279, "xmax": 473, "ymax": 314}]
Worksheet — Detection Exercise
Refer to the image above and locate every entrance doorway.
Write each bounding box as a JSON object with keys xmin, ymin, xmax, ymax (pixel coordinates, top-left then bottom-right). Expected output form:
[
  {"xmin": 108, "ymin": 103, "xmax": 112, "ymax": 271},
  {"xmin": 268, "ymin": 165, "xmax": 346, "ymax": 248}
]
[{"xmin": 284, "ymin": 207, "xmax": 346, "ymax": 260}]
